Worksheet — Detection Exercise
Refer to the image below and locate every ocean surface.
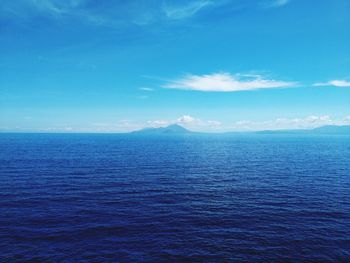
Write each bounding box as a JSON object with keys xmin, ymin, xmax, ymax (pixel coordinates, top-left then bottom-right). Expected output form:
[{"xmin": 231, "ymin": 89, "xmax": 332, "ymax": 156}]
[{"xmin": 0, "ymin": 133, "xmax": 350, "ymax": 262}]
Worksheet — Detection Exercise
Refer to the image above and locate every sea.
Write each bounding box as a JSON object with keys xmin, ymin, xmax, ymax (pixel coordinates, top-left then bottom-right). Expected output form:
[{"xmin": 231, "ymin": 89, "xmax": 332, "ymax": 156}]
[{"xmin": 0, "ymin": 133, "xmax": 349, "ymax": 262}]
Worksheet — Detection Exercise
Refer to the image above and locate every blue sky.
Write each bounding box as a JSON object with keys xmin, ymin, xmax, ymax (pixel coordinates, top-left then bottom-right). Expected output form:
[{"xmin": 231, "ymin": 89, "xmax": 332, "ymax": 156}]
[{"xmin": 1, "ymin": 0, "xmax": 350, "ymax": 132}]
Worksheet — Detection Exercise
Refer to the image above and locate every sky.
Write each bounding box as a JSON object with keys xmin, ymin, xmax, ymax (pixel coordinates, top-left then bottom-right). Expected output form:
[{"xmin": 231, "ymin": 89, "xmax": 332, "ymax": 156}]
[{"xmin": 0, "ymin": 0, "xmax": 350, "ymax": 132}]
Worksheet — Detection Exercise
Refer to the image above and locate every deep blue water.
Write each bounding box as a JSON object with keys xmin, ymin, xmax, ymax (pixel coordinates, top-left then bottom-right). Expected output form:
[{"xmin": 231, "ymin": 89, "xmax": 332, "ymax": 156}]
[{"xmin": 0, "ymin": 133, "xmax": 350, "ymax": 262}]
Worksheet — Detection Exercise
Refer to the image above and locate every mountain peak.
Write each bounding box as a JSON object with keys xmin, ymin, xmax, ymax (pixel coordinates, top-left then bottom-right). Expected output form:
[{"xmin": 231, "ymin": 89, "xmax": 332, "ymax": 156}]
[
  {"xmin": 131, "ymin": 124, "xmax": 191, "ymax": 135},
  {"xmin": 163, "ymin": 124, "xmax": 188, "ymax": 132}
]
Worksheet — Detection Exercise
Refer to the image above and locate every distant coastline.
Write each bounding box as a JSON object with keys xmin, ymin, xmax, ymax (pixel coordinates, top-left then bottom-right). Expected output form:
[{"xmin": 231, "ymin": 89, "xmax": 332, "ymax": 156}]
[
  {"xmin": 1, "ymin": 124, "xmax": 350, "ymax": 135},
  {"xmin": 130, "ymin": 124, "xmax": 350, "ymax": 135}
]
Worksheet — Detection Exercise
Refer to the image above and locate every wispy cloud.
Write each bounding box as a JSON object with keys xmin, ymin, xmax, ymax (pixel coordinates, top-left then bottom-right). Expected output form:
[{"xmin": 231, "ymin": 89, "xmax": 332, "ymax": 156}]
[
  {"xmin": 162, "ymin": 0, "xmax": 213, "ymax": 20},
  {"xmin": 164, "ymin": 72, "xmax": 296, "ymax": 92},
  {"xmin": 0, "ymin": 0, "xmax": 219, "ymax": 26},
  {"xmin": 0, "ymin": 0, "xmax": 83, "ymax": 17},
  {"xmin": 313, "ymin": 80, "xmax": 350, "ymax": 87},
  {"xmin": 139, "ymin": 87, "xmax": 154, "ymax": 92},
  {"xmin": 270, "ymin": 0, "xmax": 290, "ymax": 7},
  {"xmin": 147, "ymin": 120, "xmax": 169, "ymax": 128},
  {"xmin": 3, "ymin": 0, "xmax": 286, "ymax": 27}
]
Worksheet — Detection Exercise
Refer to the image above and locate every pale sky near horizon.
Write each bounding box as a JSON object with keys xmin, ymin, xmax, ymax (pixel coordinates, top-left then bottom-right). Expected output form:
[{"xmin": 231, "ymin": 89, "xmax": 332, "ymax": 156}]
[{"xmin": 1, "ymin": 0, "xmax": 350, "ymax": 132}]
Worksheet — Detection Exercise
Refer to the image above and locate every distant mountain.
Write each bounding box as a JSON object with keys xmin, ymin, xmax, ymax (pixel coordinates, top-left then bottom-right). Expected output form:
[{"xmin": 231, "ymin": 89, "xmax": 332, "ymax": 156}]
[
  {"xmin": 130, "ymin": 124, "xmax": 350, "ymax": 135},
  {"xmin": 257, "ymin": 125, "xmax": 350, "ymax": 135},
  {"xmin": 131, "ymin": 124, "xmax": 191, "ymax": 135}
]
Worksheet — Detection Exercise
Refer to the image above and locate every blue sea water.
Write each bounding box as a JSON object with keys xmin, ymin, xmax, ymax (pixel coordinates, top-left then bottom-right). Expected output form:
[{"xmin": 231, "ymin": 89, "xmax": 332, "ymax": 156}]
[{"xmin": 0, "ymin": 133, "xmax": 350, "ymax": 262}]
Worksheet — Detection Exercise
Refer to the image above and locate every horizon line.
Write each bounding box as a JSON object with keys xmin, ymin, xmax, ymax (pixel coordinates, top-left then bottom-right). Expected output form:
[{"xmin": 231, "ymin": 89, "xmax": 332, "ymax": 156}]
[{"xmin": 0, "ymin": 124, "xmax": 349, "ymax": 134}]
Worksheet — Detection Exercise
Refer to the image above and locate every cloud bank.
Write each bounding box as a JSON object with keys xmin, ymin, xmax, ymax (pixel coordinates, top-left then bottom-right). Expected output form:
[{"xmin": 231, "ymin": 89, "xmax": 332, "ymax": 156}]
[
  {"xmin": 88, "ymin": 115, "xmax": 350, "ymax": 132},
  {"xmin": 231, "ymin": 115, "xmax": 350, "ymax": 131},
  {"xmin": 164, "ymin": 72, "xmax": 296, "ymax": 92},
  {"xmin": 3, "ymin": 115, "xmax": 349, "ymax": 133}
]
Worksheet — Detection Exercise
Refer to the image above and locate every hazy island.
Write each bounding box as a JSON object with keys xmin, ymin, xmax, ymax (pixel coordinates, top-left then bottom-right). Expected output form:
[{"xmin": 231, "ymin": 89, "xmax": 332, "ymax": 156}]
[{"xmin": 130, "ymin": 124, "xmax": 350, "ymax": 135}]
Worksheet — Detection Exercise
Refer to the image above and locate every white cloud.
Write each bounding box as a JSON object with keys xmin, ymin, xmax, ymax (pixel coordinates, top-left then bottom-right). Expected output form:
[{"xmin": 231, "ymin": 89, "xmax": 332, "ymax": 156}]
[
  {"xmin": 230, "ymin": 115, "xmax": 350, "ymax": 131},
  {"xmin": 162, "ymin": 0, "xmax": 213, "ymax": 20},
  {"xmin": 176, "ymin": 115, "xmax": 196, "ymax": 124},
  {"xmin": 313, "ymin": 80, "xmax": 350, "ymax": 87},
  {"xmin": 164, "ymin": 72, "xmax": 296, "ymax": 92},
  {"xmin": 207, "ymin": 120, "xmax": 222, "ymax": 126}
]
